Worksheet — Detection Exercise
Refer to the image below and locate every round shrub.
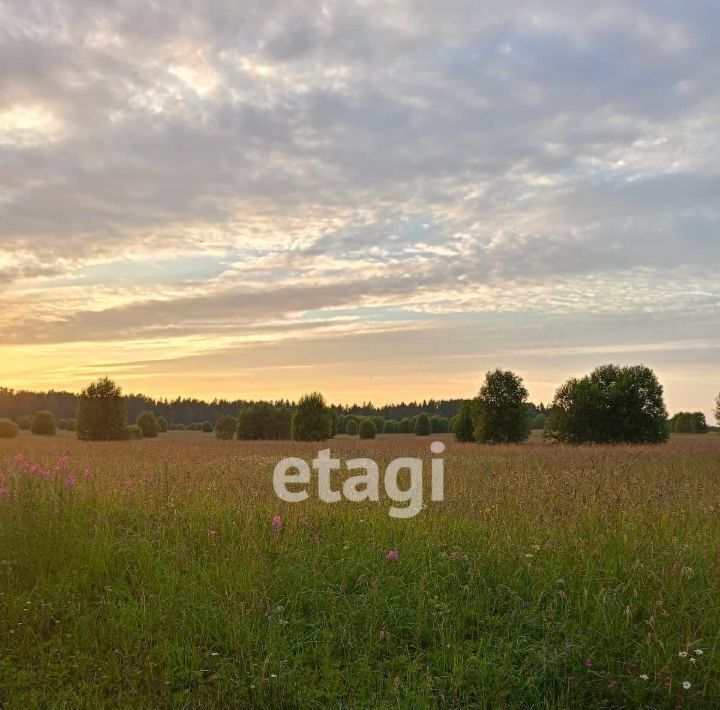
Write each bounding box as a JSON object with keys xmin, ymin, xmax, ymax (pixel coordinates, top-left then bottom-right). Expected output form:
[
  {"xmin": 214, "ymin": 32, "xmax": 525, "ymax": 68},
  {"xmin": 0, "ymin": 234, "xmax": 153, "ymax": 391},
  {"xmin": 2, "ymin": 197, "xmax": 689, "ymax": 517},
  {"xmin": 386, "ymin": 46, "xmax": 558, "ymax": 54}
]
[
  {"xmin": 0, "ymin": 419, "xmax": 19, "ymax": 439},
  {"xmin": 383, "ymin": 419, "xmax": 398, "ymax": 434},
  {"xmin": 359, "ymin": 418, "xmax": 377, "ymax": 439},
  {"xmin": 125, "ymin": 424, "xmax": 143, "ymax": 440},
  {"xmin": 397, "ymin": 417, "xmax": 412, "ymax": 433},
  {"xmin": 215, "ymin": 416, "xmax": 237, "ymax": 440},
  {"xmin": 201, "ymin": 421, "xmax": 213, "ymax": 433},
  {"xmin": 157, "ymin": 416, "xmax": 168, "ymax": 433},
  {"xmin": 346, "ymin": 419, "xmax": 359, "ymax": 435},
  {"xmin": 136, "ymin": 411, "xmax": 160, "ymax": 438},
  {"xmin": 17, "ymin": 416, "xmax": 32, "ymax": 431},
  {"xmin": 31, "ymin": 410, "xmax": 57, "ymax": 436}
]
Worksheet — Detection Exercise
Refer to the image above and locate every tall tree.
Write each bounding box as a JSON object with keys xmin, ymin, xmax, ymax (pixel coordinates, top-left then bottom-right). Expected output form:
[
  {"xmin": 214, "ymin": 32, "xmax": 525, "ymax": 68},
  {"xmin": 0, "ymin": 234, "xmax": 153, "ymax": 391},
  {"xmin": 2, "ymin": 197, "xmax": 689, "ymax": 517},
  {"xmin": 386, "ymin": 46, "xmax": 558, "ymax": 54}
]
[
  {"xmin": 545, "ymin": 365, "xmax": 669, "ymax": 444},
  {"xmin": 291, "ymin": 392, "xmax": 332, "ymax": 442},
  {"xmin": 415, "ymin": 412, "xmax": 432, "ymax": 436},
  {"xmin": 76, "ymin": 377, "xmax": 127, "ymax": 441},
  {"xmin": 473, "ymin": 369, "xmax": 531, "ymax": 443},
  {"xmin": 454, "ymin": 401, "xmax": 475, "ymax": 442}
]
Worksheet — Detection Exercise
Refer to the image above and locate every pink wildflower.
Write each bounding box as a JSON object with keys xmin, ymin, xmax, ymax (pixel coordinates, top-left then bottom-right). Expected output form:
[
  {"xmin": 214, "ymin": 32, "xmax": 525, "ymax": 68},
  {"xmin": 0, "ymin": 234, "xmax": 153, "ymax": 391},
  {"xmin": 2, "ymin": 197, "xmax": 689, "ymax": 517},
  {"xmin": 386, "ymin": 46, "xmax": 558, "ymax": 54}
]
[
  {"xmin": 58, "ymin": 455, "xmax": 69, "ymax": 471},
  {"xmin": 271, "ymin": 515, "xmax": 282, "ymax": 532},
  {"xmin": 385, "ymin": 550, "xmax": 399, "ymax": 561},
  {"xmin": 123, "ymin": 479, "xmax": 133, "ymax": 490},
  {"xmin": 65, "ymin": 474, "xmax": 77, "ymax": 488},
  {"xmin": 83, "ymin": 468, "xmax": 92, "ymax": 480},
  {"xmin": 585, "ymin": 659, "xmax": 593, "ymax": 668}
]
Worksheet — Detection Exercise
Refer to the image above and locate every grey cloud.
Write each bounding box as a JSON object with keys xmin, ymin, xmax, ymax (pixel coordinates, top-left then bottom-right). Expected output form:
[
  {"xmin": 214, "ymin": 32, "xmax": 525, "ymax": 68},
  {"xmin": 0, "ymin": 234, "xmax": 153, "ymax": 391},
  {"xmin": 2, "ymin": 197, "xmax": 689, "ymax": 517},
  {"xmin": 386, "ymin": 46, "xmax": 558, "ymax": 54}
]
[{"xmin": 0, "ymin": 0, "xmax": 719, "ymax": 350}]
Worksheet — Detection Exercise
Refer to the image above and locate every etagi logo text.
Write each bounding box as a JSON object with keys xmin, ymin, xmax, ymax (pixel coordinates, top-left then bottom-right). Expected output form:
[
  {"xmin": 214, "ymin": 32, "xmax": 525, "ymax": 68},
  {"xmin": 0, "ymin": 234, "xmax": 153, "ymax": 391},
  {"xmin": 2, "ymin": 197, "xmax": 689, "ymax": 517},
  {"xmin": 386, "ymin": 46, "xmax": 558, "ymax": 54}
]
[{"xmin": 273, "ymin": 441, "xmax": 446, "ymax": 519}]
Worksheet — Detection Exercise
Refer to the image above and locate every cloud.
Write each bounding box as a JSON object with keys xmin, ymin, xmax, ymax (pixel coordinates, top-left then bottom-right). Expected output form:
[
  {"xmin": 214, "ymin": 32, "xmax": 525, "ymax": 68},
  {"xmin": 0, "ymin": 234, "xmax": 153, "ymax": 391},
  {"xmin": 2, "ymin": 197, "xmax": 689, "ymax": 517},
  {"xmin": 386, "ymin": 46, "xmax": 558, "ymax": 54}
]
[{"xmin": 0, "ymin": 0, "xmax": 718, "ymax": 412}]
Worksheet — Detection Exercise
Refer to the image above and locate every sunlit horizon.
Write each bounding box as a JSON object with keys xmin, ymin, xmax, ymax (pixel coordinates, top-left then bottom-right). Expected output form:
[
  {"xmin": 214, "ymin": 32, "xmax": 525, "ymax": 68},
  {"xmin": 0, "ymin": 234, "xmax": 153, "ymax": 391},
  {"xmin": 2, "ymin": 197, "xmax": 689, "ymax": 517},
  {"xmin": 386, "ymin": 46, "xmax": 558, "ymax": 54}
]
[{"xmin": 1, "ymin": 1, "xmax": 718, "ymax": 419}]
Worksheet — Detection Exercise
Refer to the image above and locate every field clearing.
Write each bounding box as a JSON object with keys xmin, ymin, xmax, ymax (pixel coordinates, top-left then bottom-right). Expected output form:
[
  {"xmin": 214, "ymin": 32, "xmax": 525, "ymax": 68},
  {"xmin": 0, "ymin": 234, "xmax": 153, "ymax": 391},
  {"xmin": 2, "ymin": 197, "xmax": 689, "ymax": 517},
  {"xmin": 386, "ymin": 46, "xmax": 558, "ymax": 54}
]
[{"xmin": 1, "ymin": 432, "xmax": 720, "ymax": 708}]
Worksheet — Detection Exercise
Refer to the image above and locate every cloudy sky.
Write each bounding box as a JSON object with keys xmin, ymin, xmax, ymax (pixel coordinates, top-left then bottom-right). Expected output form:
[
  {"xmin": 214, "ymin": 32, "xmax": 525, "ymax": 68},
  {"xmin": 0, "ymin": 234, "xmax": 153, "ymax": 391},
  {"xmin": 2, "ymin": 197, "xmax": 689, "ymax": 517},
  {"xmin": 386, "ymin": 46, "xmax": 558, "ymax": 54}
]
[{"xmin": 1, "ymin": 1, "xmax": 718, "ymax": 414}]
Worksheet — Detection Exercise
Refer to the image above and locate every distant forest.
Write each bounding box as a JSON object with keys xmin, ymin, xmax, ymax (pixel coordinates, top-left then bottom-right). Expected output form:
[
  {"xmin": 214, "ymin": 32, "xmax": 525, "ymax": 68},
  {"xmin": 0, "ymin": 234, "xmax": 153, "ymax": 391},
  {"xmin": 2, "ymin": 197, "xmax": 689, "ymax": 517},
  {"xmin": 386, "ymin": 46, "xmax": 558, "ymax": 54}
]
[{"xmin": 0, "ymin": 386, "xmax": 540, "ymax": 426}]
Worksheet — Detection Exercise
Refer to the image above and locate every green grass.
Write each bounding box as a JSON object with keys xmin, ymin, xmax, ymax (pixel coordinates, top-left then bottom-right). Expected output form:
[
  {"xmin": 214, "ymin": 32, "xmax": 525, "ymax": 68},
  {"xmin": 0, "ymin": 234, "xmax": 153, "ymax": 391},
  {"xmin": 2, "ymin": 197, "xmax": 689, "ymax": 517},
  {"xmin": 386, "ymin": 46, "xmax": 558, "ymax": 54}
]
[{"xmin": 1, "ymin": 432, "xmax": 719, "ymax": 707}]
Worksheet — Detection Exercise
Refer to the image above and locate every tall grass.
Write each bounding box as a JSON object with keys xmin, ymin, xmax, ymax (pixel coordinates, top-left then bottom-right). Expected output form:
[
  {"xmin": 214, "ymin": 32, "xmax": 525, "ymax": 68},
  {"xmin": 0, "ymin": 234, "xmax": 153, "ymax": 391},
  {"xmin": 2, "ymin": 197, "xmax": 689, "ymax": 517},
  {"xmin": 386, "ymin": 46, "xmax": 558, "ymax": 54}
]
[{"xmin": 1, "ymin": 432, "xmax": 719, "ymax": 708}]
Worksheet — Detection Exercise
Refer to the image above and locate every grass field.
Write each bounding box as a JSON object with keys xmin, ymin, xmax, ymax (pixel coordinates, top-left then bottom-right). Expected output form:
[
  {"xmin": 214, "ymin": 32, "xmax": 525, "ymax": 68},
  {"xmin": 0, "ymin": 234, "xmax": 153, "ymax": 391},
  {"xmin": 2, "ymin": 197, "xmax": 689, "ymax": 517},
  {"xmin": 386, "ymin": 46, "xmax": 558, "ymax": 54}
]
[{"xmin": 1, "ymin": 431, "xmax": 719, "ymax": 708}]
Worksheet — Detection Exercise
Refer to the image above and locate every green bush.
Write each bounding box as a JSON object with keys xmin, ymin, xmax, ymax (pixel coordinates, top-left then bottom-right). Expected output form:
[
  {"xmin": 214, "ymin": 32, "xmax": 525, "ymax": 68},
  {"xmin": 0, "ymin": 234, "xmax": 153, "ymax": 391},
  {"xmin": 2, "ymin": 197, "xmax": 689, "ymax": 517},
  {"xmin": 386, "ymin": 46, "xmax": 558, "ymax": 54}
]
[
  {"xmin": 346, "ymin": 419, "xmax": 359, "ymax": 435},
  {"xmin": 157, "ymin": 416, "xmax": 168, "ymax": 433},
  {"xmin": 291, "ymin": 392, "xmax": 332, "ymax": 442},
  {"xmin": 415, "ymin": 413, "xmax": 432, "ymax": 436},
  {"xmin": 335, "ymin": 415, "xmax": 348, "ymax": 434},
  {"xmin": 670, "ymin": 412, "xmax": 708, "ymax": 434},
  {"xmin": 76, "ymin": 377, "xmax": 127, "ymax": 441},
  {"xmin": 31, "ymin": 410, "xmax": 57, "ymax": 436},
  {"xmin": 397, "ymin": 417, "xmax": 412, "ymax": 434},
  {"xmin": 136, "ymin": 411, "xmax": 160, "ymax": 438},
  {"xmin": 125, "ymin": 424, "xmax": 143, "ymax": 440},
  {"xmin": 383, "ymin": 419, "xmax": 398, "ymax": 434},
  {"xmin": 0, "ymin": 419, "xmax": 19, "ymax": 439},
  {"xmin": 201, "ymin": 421, "xmax": 213, "ymax": 433},
  {"xmin": 359, "ymin": 418, "xmax": 377, "ymax": 439},
  {"xmin": 237, "ymin": 403, "xmax": 292, "ymax": 440},
  {"xmin": 214, "ymin": 416, "xmax": 237, "ymax": 440}
]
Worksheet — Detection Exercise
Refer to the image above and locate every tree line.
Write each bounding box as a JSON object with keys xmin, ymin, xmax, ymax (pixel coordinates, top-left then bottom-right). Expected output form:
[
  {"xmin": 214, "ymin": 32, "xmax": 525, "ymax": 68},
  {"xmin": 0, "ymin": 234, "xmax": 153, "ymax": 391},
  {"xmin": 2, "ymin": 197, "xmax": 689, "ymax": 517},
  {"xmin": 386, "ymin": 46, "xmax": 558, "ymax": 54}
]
[
  {"xmin": 1, "ymin": 369, "xmax": 718, "ymax": 443},
  {"xmin": 0, "ymin": 386, "xmax": 463, "ymax": 427}
]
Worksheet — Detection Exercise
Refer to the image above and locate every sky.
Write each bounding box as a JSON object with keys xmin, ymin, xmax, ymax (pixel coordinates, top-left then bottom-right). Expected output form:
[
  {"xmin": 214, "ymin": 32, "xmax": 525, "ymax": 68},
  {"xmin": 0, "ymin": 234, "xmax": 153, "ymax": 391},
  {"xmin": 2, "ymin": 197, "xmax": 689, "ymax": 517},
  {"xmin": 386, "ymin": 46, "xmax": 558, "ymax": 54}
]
[{"xmin": 0, "ymin": 1, "xmax": 718, "ymax": 415}]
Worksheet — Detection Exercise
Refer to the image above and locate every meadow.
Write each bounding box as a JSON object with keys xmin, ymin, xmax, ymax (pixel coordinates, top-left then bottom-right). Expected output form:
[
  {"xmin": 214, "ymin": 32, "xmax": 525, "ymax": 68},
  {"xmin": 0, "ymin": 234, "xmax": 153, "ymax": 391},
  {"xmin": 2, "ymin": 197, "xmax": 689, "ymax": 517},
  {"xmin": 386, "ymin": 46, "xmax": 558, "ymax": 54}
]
[{"xmin": 1, "ymin": 431, "xmax": 719, "ymax": 708}]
